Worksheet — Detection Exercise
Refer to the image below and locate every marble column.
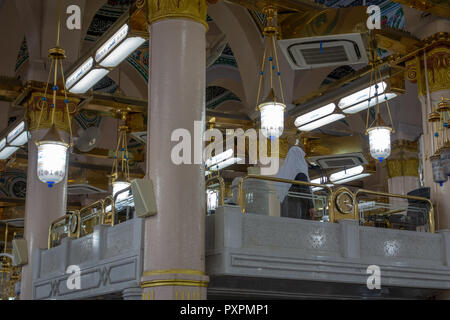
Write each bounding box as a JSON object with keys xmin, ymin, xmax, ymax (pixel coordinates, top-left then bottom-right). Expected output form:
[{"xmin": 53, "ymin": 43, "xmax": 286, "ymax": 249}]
[
  {"xmin": 386, "ymin": 140, "xmax": 420, "ymax": 196},
  {"xmin": 20, "ymin": 130, "xmax": 68, "ymax": 300},
  {"xmin": 407, "ymin": 42, "xmax": 450, "ymax": 231},
  {"xmin": 141, "ymin": 0, "xmax": 209, "ymax": 300},
  {"xmin": 20, "ymin": 96, "xmax": 73, "ymax": 300}
]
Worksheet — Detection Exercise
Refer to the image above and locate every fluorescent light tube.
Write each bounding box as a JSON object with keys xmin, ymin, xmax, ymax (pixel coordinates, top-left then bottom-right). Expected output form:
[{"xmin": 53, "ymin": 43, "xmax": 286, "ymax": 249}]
[
  {"xmin": 100, "ymin": 37, "xmax": 146, "ymax": 68},
  {"xmin": 0, "ymin": 138, "xmax": 5, "ymax": 150},
  {"xmin": 297, "ymin": 113, "xmax": 345, "ymax": 132},
  {"xmin": 294, "ymin": 103, "xmax": 335, "ymax": 127},
  {"xmin": 338, "ymin": 81, "xmax": 386, "ymax": 110},
  {"xmin": 9, "ymin": 131, "xmax": 29, "ymax": 147},
  {"xmin": 342, "ymin": 93, "xmax": 397, "ymax": 114},
  {"xmin": 7, "ymin": 121, "xmax": 25, "ymax": 142},
  {"xmin": 66, "ymin": 57, "xmax": 94, "ymax": 89},
  {"xmin": 206, "ymin": 148, "xmax": 234, "ymax": 168},
  {"xmin": 96, "ymin": 24, "xmax": 129, "ymax": 63},
  {"xmin": 333, "ymin": 173, "xmax": 371, "ymax": 184},
  {"xmin": 68, "ymin": 69, "xmax": 110, "ymax": 94},
  {"xmin": 330, "ymin": 165, "xmax": 364, "ymax": 182},
  {"xmin": 0, "ymin": 146, "xmax": 19, "ymax": 160},
  {"xmin": 209, "ymin": 157, "xmax": 242, "ymax": 171}
]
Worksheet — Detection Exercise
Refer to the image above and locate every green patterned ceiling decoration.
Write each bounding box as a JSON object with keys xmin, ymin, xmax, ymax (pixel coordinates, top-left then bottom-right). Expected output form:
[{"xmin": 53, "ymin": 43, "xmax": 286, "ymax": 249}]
[
  {"xmin": 206, "ymin": 86, "xmax": 241, "ymax": 110},
  {"xmin": 15, "ymin": 36, "xmax": 29, "ymax": 73},
  {"xmin": 210, "ymin": 44, "xmax": 238, "ymax": 68},
  {"xmin": 85, "ymin": 0, "xmax": 148, "ymax": 82}
]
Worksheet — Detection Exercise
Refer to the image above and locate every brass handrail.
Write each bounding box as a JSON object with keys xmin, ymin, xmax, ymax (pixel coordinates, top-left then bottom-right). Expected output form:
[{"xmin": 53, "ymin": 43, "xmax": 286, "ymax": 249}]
[
  {"xmin": 102, "ymin": 195, "xmax": 115, "ymax": 226},
  {"xmin": 48, "ymin": 214, "xmax": 74, "ymax": 249},
  {"xmin": 354, "ymin": 189, "xmax": 435, "ymax": 233},
  {"xmin": 79, "ymin": 199, "xmax": 105, "ymax": 236},
  {"xmin": 206, "ymin": 175, "xmax": 225, "ymax": 214},
  {"xmin": 237, "ymin": 174, "xmax": 335, "ymax": 221}
]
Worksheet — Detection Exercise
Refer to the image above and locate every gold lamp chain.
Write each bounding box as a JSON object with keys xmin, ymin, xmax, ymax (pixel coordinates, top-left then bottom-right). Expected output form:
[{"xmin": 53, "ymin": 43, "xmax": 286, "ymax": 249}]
[
  {"xmin": 255, "ymin": 44, "xmax": 267, "ymax": 109},
  {"xmin": 59, "ymin": 59, "xmax": 74, "ymax": 146},
  {"xmin": 34, "ymin": 60, "xmax": 55, "ymax": 143},
  {"xmin": 272, "ymin": 36, "xmax": 285, "ymax": 106}
]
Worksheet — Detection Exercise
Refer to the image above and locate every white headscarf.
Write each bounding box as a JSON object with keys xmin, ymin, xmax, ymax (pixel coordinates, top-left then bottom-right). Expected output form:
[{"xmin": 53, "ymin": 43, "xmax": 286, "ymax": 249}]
[{"xmin": 275, "ymin": 146, "xmax": 310, "ymax": 202}]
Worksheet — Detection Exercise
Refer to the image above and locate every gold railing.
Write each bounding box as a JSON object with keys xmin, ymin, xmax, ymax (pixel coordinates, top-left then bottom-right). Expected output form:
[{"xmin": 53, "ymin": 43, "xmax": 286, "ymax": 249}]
[
  {"xmin": 206, "ymin": 175, "xmax": 225, "ymax": 215},
  {"xmin": 237, "ymin": 174, "xmax": 335, "ymax": 222},
  {"xmin": 48, "ymin": 211, "xmax": 80, "ymax": 249},
  {"xmin": 354, "ymin": 189, "xmax": 435, "ymax": 233},
  {"xmin": 232, "ymin": 174, "xmax": 435, "ymax": 232},
  {"xmin": 103, "ymin": 195, "xmax": 115, "ymax": 226},
  {"xmin": 0, "ymin": 255, "xmax": 19, "ymax": 300},
  {"xmin": 48, "ymin": 194, "xmax": 123, "ymax": 249},
  {"xmin": 79, "ymin": 200, "xmax": 105, "ymax": 237}
]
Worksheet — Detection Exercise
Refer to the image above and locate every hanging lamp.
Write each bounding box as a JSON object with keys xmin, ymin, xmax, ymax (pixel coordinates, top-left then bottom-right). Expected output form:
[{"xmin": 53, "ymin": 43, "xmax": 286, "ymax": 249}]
[
  {"xmin": 255, "ymin": 6, "xmax": 286, "ymax": 141},
  {"xmin": 35, "ymin": 0, "xmax": 75, "ymax": 188},
  {"xmin": 428, "ymin": 97, "xmax": 449, "ymax": 186},
  {"xmin": 111, "ymin": 109, "xmax": 131, "ymax": 202},
  {"xmin": 438, "ymin": 97, "xmax": 450, "ymax": 177},
  {"xmin": 365, "ymin": 35, "xmax": 394, "ymax": 163}
]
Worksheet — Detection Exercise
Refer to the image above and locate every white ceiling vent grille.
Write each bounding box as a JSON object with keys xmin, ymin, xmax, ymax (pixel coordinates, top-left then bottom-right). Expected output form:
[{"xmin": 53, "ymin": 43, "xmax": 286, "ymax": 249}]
[
  {"xmin": 278, "ymin": 33, "xmax": 368, "ymax": 70},
  {"xmin": 307, "ymin": 152, "xmax": 368, "ymax": 169}
]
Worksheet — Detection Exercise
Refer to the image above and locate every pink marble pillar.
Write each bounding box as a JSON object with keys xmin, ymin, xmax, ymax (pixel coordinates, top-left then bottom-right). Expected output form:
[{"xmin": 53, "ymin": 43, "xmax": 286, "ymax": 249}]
[
  {"xmin": 20, "ymin": 130, "xmax": 68, "ymax": 300},
  {"xmin": 141, "ymin": 17, "xmax": 209, "ymax": 299}
]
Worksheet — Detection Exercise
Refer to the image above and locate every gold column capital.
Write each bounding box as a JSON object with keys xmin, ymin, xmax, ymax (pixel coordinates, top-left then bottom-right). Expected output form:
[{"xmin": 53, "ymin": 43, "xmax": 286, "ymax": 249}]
[
  {"xmin": 386, "ymin": 158, "xmax": 419, "ymax": 178},
  {"xmin": 406, "ymin": 42, "xmax": 450, "ymax": 96},
  {"xmin": 147, "ymin": 0, "xmax": 209, "ymax": 30}
]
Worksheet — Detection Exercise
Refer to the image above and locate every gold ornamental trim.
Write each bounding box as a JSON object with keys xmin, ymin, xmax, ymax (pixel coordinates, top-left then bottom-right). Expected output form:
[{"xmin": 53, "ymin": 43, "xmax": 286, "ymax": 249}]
[
  {"xmin": 26, "ymin": 92, "xmax": 79, "ymax": 132},
  {"xmin": 142, "ymin": 269, "xmax": 206, "ymax": 276},
  {"xmin": 147, "ymin": 0, "xmax": 208, "ymax": 30},
  {"xmin": 386, "ymin": 158, "xmax": 419, "ymax": 178},
  {"xmin": 414, "ymin": 44, "xmax": 450, "ymax": 96},
  {"xmin": 141, "ymin": 279, "xmax": 209, "ymax": 288}
]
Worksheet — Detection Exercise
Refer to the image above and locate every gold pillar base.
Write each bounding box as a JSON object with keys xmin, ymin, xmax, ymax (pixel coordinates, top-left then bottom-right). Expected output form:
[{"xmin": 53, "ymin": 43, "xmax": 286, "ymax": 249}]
[{"xmin": 141, "ymin": 269, "xmax": 209, "ymax": 300}]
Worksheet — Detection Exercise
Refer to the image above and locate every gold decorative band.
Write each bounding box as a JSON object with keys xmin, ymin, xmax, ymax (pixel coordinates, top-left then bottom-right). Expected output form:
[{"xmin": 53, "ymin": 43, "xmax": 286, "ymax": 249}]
[
  {"xmin": 141, "ymin": 279, "xmax": 209, "ymax": 288},
  {"xmin": 147, "ymin": 0, "xmax": 208, "ymax": 30},
  {"xmin": 142, "ymin": 269, "xmax": 206, "ymax": 276}
]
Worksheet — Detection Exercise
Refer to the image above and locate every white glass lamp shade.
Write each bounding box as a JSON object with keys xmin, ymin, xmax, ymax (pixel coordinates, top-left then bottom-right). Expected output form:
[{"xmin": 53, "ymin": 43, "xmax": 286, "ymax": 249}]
[
  {"xmin": 431, "ymin": 154, "xmax": 448, "ymax": 186},
  {"xmin": 441, "ymin": 146, "xmax": 450, "ymax": 176},
  {"xmin": 259, "ymin": 102, "xmax": 285, "ymax": 140},
  {"xmin": 113, "ymin": 180, "xmax": 131, "ymax": 202},
  {"xmin": 37, "ymin": 141, "xmax": 68, "ymax": 188},
  {"xmin": 367, "ymin": 126, "xmax": 392, "ymax": 162}
]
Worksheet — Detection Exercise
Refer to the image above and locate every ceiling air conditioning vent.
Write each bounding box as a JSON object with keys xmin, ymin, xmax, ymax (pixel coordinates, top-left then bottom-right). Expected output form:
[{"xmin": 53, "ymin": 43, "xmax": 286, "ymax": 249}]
[
  {"xmin": 278, "ymin": 33, "xmax": 368, "ymax": 70},
  {"xmin": 68, "ymin": 184, "xmax": 107, "ymax": 195},
  {"xmin": 307, "ymin": 152, "xmax": 368, "ymax": 169}
]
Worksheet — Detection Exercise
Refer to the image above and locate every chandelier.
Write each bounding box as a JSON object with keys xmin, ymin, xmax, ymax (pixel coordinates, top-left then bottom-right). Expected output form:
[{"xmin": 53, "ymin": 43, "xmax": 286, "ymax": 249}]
[
  {"xmin": 111, "ymin": 110, "xmax": 131, "ymax": 202},
  {"xmin": 255, "ymin": 6, "xmax": 286, "ymax": 141},
  {"xmin": 365, "ymin": 37, "xmax": 394, "ymax": 163},
  {"xmin": 35, "ymin": 0, "xmax": 75, "ymax": 188}
]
